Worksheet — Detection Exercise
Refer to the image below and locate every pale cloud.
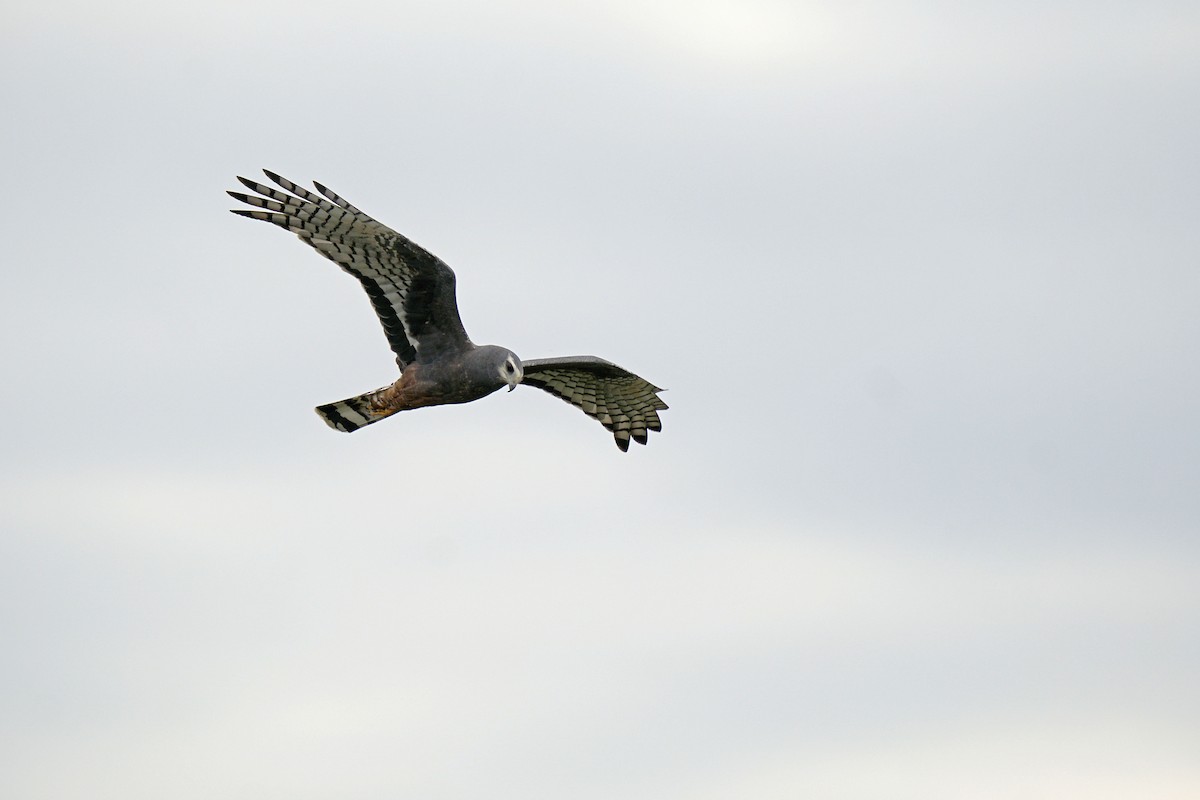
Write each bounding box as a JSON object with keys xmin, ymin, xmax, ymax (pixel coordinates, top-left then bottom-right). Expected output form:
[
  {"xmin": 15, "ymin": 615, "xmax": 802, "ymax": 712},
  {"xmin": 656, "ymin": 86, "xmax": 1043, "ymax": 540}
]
[
  {"xmin": 1, "ymin": 1, "xmax": 1197, "ymax": 798},
  {"xmin": 623, "ymin": 1, "xmax": 841, "ymax": 68},
  {"xmin": 664, "ymin": 715, "xmax": 1200, "ymax": 800}
]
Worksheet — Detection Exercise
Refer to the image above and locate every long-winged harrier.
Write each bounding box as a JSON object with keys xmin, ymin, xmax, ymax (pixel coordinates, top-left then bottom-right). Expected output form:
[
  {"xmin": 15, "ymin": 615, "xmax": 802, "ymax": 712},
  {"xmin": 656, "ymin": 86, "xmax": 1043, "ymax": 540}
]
[{"xmin": 228, "ymin": 170, "xmax": 667, "ymax": 451}]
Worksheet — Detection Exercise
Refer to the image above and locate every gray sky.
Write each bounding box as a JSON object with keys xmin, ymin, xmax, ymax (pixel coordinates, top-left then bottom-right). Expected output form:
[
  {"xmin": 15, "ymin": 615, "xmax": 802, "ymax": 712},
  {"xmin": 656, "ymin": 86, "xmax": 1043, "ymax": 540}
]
[{"xmin": 2, "ymin": 2, "xmax": 1198, "ymax": 798}]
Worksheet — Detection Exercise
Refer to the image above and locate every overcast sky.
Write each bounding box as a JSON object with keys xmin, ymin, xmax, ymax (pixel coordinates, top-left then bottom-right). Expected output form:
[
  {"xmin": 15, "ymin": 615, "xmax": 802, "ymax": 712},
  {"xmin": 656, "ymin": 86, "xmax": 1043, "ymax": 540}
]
[{"xmin": 2, "ymin": 2, "xmax": 1198, "ymax": 798}]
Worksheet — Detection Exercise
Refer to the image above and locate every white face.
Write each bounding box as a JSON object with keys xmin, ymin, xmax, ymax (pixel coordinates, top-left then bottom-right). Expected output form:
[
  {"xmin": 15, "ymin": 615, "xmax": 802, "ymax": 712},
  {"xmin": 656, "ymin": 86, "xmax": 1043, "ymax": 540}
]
[{"xmin": 500, "ymin": 354, "xmax": 523, "ymax": 389}]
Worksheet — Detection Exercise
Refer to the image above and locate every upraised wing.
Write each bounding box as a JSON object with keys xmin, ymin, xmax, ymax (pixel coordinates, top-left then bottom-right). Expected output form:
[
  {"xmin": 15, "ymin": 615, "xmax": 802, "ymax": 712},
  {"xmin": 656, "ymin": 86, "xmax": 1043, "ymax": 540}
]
[
  {"xmin": 520, "ymin": 357, "xmax": 668, "ymax": 451},
  {"xmin": 228, "ymin": 170, "xmax": 469, "ymax": 368}
]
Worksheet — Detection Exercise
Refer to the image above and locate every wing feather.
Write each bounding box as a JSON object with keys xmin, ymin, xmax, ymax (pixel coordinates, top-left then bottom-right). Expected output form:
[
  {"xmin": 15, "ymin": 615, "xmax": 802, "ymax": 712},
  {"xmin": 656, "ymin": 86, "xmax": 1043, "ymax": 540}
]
[
  {"xmin": 229, "ymin": 170, "xmax": 469, "ymax": 367},
  {"xmin": 520, "ymin": 356, "xmax": 668, "ymax": 451},
  {"xmin": 313, "ymin": 180, "xmax": 364, "ymax": 214}
]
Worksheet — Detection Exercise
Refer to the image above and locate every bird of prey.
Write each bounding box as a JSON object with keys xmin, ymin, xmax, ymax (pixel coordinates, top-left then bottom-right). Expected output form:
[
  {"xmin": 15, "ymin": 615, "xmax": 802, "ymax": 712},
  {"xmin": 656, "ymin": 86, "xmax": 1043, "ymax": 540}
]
[{"xmin": 228, "ymin": 170, "xmax": 667, "ymax": 451}]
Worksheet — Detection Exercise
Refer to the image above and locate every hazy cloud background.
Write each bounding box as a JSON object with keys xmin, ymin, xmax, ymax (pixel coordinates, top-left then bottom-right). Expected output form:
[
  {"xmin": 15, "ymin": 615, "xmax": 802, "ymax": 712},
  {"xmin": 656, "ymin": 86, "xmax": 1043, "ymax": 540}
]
[{"xmin": 2, "ymin": 2, "xmax": 1197, "ymax": 798}]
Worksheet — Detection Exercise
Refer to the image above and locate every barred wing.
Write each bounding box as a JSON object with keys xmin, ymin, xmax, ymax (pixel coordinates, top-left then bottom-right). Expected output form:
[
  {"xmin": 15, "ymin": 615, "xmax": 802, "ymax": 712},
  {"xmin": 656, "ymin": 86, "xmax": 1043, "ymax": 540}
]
[
  {"xmin": 520, "ymin": 357, "xmax": 668, "ymax": 451},
  {"xmin": 228, "ymin": 170, "xmax": 469, "ymax": 367}
]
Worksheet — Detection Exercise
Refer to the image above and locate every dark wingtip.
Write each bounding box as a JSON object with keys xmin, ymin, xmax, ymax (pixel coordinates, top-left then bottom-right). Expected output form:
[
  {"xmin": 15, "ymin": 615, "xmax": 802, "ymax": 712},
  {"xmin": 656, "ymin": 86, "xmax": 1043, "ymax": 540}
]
[{"xmin": 615, "ymin": 435, "xmax": 631, "ymax": 452}]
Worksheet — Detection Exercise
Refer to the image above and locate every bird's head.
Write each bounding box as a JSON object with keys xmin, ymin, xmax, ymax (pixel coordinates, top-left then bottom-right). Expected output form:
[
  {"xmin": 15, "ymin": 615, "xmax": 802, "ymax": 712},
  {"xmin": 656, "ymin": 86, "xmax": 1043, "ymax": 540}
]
[{"xmin": 499, "ymin": 352, "xmax": 524, "ymax": 391}]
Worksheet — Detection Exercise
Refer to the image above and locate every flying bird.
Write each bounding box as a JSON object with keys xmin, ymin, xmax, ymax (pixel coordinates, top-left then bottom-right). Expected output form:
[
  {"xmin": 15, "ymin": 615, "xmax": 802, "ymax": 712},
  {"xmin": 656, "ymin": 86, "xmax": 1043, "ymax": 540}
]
[{"xmin": 228, "ymin": 170, "xmax": 667, "ymax": 450}]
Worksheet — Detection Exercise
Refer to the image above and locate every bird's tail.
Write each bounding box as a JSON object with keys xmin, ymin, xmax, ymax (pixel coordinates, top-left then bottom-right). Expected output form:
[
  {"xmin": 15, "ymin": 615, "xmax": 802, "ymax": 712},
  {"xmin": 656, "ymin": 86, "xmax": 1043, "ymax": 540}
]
[{"xmin": 315, "ymin": 386, "xmax": 399, "ymax": 433}]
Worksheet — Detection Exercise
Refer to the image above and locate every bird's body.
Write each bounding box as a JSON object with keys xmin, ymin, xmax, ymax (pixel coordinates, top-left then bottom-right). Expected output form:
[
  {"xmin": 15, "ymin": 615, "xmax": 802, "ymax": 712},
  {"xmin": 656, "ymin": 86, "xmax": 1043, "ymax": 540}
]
[
  {"xmin": 316, "ymin": 345, "xmax": 521, "ymax": 432},
  {"xmin": 228, "ymin": 170, "xmax": 667, "ymax": 450},
  {"xmin": 390, "ymin": 346, "xmax": 518, "ymax": 409}
]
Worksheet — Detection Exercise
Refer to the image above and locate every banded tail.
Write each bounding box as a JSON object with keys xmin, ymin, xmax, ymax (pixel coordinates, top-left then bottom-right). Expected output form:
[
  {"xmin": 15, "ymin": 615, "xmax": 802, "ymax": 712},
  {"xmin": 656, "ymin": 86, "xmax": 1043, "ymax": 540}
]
[{"xmin": 315, "ymin": 386, "xmax": 399, "ymax": 432}]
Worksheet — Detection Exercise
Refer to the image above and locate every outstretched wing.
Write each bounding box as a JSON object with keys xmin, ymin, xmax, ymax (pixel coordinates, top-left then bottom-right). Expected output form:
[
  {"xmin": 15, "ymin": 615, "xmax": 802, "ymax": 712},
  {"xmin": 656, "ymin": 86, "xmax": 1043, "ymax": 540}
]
[
  {"xmin": 520, "ymin": 357, "xmax": 668, "ymax": 451},
  {"xmin": 228, "ymin": 170, "xmax": 469, "ymax": 367}
]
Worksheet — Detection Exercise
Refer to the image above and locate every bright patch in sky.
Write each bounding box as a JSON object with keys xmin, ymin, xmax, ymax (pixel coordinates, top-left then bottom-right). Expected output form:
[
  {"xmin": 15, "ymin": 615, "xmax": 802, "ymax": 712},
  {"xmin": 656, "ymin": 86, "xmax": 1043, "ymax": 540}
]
[{"xmin": 636, "ymin": 1, "xmax": 837, "ymax": 65}]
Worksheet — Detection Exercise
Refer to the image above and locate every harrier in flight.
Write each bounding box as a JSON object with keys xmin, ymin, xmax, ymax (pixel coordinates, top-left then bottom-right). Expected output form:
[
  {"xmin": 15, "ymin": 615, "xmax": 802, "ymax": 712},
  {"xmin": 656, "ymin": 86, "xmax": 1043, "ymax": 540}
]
[{"xmin": 228, "ymin": 171, "xmax": 667, "ymax": 450}]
